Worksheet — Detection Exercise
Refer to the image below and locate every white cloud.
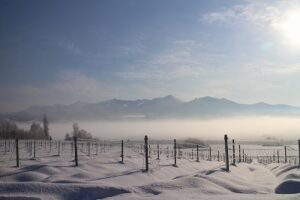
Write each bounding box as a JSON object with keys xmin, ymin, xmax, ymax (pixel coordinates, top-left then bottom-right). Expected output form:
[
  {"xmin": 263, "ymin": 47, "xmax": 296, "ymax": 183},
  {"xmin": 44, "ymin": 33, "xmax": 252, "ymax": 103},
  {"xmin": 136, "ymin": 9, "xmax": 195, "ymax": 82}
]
[
  {"xmin": 201, "ymin": 1, "xmax": 300, "ymax": 37},
  {"xmin": 245, "ymin": 62, "xmax": 300, "ymax": 76},
  {"xmin": 202, "ymin": 2, "xmax": 281, "ymax": 26},
  {"xmin": 3, "ymin": 71, "xmax": 114, "ymax": 102},
  {"xmin": 200, "ymin": 0, "xmax": 300, "ymax": 53},
  {"xmin": 202, "ymin": 6, "xmax": 242, "ymax": 24},
  {"xmin": 57, "ymin": 41, "xmax": 82, "ymax": 55},
  {"xmin": 51, "ymin": 71, "xmax": 107, "ymax": 99},
  {"xmin": 0, "ymin": 85, "xmax": 44, "ymax": 97},
  {"xmin": 116, "ymin": 40, "xmax": 222, "ymax": 81},
  {"xmin": 66, "ymin": 43, "xmax": 81, "ymax": 55},
  {"xmin": 0, "ymin": 71, "xmax": 119, "ymax": 112},
  {"xmin": 117, "ymin": 44, "xmax": 145, "ymax": 56}
]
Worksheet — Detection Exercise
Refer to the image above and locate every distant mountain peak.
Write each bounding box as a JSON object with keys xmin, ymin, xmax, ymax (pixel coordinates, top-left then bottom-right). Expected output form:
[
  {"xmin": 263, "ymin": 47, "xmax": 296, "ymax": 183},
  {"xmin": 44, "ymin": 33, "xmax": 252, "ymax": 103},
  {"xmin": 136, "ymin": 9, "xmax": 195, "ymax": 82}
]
[
  {"xmin": 153, "ymin": 95, "xmax": 179, "ymax": 101},
  {"xmin": 165, "ymin": 94, "xmax": 176, "ymax": 99},
  {"xmin": 2, "ymin": 95, "xmax": 300, "ymax": 121},
  {"xmin": 191, "ymin": 96, "xmax": 235, "ymax": 103},
  {"xmin": 150, "ymin": 95, "xmax": 182, "ymax": 105}
]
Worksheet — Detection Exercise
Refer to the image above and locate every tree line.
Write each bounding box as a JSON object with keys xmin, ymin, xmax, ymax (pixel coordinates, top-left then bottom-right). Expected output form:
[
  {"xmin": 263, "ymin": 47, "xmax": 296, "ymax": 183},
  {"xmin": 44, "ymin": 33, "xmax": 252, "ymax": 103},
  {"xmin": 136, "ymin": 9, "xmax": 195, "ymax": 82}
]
[
  {"xmin": 0, "ymin": 114, "xmax": 97, "ymax": 140},
  {"xmin": 0, "ymin": 114, "xmax": 51, "ymax": 140}
]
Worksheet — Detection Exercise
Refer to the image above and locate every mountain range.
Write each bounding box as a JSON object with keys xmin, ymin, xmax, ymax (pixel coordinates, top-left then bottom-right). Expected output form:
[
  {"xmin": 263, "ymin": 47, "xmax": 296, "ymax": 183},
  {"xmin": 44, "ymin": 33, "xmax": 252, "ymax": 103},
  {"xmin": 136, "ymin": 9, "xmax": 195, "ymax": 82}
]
[{"xmin": 1, "ymin": 95, "xmax": 300, "ymax": 121}]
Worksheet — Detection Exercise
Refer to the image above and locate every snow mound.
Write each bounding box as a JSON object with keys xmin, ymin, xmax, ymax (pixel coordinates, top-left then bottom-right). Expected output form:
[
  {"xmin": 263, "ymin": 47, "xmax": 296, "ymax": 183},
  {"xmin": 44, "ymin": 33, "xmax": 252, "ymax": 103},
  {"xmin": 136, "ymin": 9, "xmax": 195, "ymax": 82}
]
[
  {"xmin": 0, "ymin": 182, "xmax": 131, "ymax": 200},
  {"xmin": 195, "ymin": 164, "xmax": 274, "ymax": 194},
  {"xmin": 14, "ymin": 172, "xmax": 48, "ymax": 182},
  {"xmin": 0, "ymin": 197, "xmax": 41, "ymax": 200},
  {"xmin": 138, "ymin": 176, "xmax": 230, "ymax": 196},
  {"xmin": 1, "ymin": 145, "xmax": 299, "ymax": 199}
]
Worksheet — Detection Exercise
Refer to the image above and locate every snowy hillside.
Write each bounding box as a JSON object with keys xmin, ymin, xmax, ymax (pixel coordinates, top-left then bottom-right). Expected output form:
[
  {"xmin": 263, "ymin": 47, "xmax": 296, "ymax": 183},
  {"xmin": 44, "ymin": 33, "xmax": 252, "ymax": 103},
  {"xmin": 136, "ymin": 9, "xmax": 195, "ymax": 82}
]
[{"xmin": 0, "ymin": 139, "xmax": 299, "ymax": 199}]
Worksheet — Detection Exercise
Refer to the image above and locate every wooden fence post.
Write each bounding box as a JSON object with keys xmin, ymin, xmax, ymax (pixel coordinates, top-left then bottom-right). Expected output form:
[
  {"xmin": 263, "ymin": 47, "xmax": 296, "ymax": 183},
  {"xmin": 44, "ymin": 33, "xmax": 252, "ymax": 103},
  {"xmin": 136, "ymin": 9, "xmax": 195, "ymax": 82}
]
[
  {"xmin": 192, "ymin": 148, "xmax": 194, "ymax": 160},
  {"xmin": 209, "ymin": 147, "xmax": 212, "ymax": 161},
  {"xmin": 173, "ymin": 139, "xmax": 177, "ymax": 167},
  {"xmin": 74, "ymin": 137, "xmax": 78, "ymax": 167},
  {"xmin": 71, "ymin": 142, "xmax": 73, "ymax": 154},
  {"xmin": 33, "ymin": 140, "xmax": 36, "ymax": 159},
  {"xmin": 298, "ymin": 139, "xmax": 300, "ymax": 168},
  {"xmin": 49, "ymin": 140, "xmax": 52, "ymax": 153},
  {"xmin": 144, "ymin": 136, "xmax": 149, "ymax": 172},
  {"xmin": 15, "ymin": 138, "xmax": 19, "ymax": 168},
  {"xmin": 157, "ymin": 144, "xmax": 160, "ymax": 160},
  {"xmin": 96, "ymin": 142, "xmax": 98, "ymax": 155},
  {"xmin": 121, "ymin": 140, "xmax": 124, "ymax": 163},
  {"xmin": 238, "ymin": 145, "xmax": 241, "ymax": 162},
  {"xmin": 232, "ymin": 139, "xmax": 235, "ymax": 165},
  {"xmin": 243, "ymin": 149, "xmax": 245, "ymax": 162},
  {"xmin": 29, "ymin": 141, "xmax": 32, "ymax": 156},
  {"xmin": 284, "ymin": 146, "xmax": 287, "ymax": 163},
  {"xmin": 196, "ymin": 144, "xmax": 199, "ymax": 162},
  {"xmin": 277, "ymin": 150, "xmax": 280, "ymax": 163},
  {"xmin": 224, "ymin": 135, "xmax": 229, "ymax": 172},
  {"xmin": 57, "ymin": 141, "xmax": 60, "ymax": 156},
  {"xmin": 88, "ymin": 141, "xmax": 91, "ymax": 156},
  {"xmin": 218, "ymin": 150, "xmax": 220, "ymax": 161}
]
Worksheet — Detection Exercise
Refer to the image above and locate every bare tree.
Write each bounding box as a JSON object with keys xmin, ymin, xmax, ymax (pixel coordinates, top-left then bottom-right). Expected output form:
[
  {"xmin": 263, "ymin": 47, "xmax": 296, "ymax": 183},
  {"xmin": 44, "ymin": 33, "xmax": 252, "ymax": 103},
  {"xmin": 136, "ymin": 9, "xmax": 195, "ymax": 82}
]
[
  {"xmin": 64, "ymin": 123, "xmax": 94, "ymax": 140},
  {"xmin": 30, "ymin": 122, "xmax": 44, "ymax": 139}
]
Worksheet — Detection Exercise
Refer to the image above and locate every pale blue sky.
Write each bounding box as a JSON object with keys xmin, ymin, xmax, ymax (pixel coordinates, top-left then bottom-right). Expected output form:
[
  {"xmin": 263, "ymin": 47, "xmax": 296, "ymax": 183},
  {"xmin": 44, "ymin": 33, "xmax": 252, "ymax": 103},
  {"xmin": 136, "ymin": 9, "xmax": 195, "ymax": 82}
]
[{"xmin": 1, "ymin": 0, "xmax": 300, "ymax": 112}]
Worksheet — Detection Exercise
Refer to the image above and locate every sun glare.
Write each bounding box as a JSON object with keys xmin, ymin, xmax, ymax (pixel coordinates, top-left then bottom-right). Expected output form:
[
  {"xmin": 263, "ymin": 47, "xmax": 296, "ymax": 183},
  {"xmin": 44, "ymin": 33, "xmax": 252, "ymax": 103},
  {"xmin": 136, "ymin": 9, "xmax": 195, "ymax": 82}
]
[{"xmin": 273, "ymin": 8, "xmax": 300, "ymax": 47}]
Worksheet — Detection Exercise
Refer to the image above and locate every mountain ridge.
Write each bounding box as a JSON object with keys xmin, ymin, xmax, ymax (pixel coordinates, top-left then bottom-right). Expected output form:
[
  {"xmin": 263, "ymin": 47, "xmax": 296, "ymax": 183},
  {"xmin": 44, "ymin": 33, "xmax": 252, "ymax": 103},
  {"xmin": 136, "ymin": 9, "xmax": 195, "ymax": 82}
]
[{"xmin": 1, "ymin": 95, "xmax": 300, "ymax": 121}]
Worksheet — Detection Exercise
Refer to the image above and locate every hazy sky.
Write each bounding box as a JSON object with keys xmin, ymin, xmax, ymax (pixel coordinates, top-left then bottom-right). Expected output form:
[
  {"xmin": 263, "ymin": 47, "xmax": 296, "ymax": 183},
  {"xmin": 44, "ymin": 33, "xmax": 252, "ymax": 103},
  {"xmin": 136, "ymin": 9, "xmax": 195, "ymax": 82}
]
[{"xmin": 1, "ymin": 0, "xmax": 300, "ymax": 112}]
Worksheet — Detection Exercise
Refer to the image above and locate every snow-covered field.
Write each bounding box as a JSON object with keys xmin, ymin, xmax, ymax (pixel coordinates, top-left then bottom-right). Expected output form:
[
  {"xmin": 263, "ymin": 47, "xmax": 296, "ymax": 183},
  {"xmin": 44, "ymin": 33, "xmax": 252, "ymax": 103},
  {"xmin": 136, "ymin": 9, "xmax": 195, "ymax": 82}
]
[{"xmin": 0, "ymin": 139, "xmax": 299, "ymax": 200}]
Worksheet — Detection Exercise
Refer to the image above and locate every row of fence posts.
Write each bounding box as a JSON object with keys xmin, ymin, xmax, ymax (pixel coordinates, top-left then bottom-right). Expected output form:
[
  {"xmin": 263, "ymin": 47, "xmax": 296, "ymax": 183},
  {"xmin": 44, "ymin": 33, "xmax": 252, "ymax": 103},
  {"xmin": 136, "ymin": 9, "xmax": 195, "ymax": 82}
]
[
  {"xmin": 141, "ymin": 137, "xmax": 213, "ymax": 172},
  {"xmin": 73, "ymin": 137, "xmax": 125, "ymax": 167},
  {"xmin": 4, "ymin": 140, "xmax": 11, "ymax": 153},
  {"xmin": 224, "ymin": 135, "xmax": 254, "ymax": 171},
  {"xmin": 143, "ymin": 135, "xmax": 300, "ymax": 173},
  {"xmin": 11, "ymin": 137, "xmax": 111, "ymax": 168},
  {"xmin": 29, "ymin": 140, "xmax": 60, "ymax": 158},
  {"xmin": 256, "ymin": 145, "xmax": 296, "ymax": 164},
  {"xmin": 224, "ymin": 136, "xmax": 300, "ymax": 171},
  {"xmin": 10, "ymin": 137, "xmax": 300, "ymax": 169}
]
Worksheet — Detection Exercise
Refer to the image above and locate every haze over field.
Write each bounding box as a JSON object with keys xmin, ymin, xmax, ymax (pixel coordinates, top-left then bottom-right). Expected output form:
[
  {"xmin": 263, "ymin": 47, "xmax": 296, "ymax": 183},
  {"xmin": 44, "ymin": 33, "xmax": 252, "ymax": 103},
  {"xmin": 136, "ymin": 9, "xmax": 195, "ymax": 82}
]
[
  {"xmin": 16, "ymin": 117, "xmax": 300, "ymax": 141},
  {"xmin": 6, "ymin": 95, "xmax": 300, "ymax": 140}
]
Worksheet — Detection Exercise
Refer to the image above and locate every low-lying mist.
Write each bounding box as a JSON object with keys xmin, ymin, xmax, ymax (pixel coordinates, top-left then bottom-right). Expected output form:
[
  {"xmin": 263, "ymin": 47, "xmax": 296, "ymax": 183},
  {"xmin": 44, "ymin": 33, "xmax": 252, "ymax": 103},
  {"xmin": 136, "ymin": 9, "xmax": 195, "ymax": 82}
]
[{"xmin": 19, "ymin": 116, "xmax": 300, "ymax": 141}]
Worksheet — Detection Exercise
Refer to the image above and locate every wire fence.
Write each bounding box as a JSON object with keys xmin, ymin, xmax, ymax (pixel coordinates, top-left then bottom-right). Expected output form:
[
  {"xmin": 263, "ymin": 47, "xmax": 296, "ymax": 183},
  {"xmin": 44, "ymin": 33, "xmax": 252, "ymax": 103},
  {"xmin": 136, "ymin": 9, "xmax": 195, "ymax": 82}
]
[{"xmin": 0, "ymin": 137, "xmax": 299, "ymax": 171}]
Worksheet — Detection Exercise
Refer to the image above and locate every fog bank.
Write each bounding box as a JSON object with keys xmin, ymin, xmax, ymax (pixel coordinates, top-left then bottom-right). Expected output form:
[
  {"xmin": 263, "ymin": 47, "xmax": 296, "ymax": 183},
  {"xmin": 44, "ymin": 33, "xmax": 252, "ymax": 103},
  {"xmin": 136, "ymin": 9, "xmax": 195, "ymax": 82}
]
[{"xmin": 18, "ymin": 116, "xmax": 300, "ymax": 141}]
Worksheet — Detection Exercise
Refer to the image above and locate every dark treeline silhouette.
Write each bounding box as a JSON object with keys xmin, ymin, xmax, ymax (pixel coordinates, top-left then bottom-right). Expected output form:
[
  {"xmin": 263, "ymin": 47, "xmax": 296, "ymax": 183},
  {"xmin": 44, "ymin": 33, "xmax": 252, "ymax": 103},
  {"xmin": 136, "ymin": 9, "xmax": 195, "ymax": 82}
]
[{"xmin": 0, "ymin": 114, "xmax": 51, "ymax": 139}]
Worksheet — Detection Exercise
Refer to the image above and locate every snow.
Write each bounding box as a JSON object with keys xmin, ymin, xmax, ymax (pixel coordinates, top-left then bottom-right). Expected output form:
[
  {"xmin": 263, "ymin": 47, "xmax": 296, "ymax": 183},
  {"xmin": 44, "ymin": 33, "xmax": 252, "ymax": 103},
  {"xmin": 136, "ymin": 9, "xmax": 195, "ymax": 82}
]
[{"xmin": 0, "ymin": 140, "xmax": 299, "ymax": 199}]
